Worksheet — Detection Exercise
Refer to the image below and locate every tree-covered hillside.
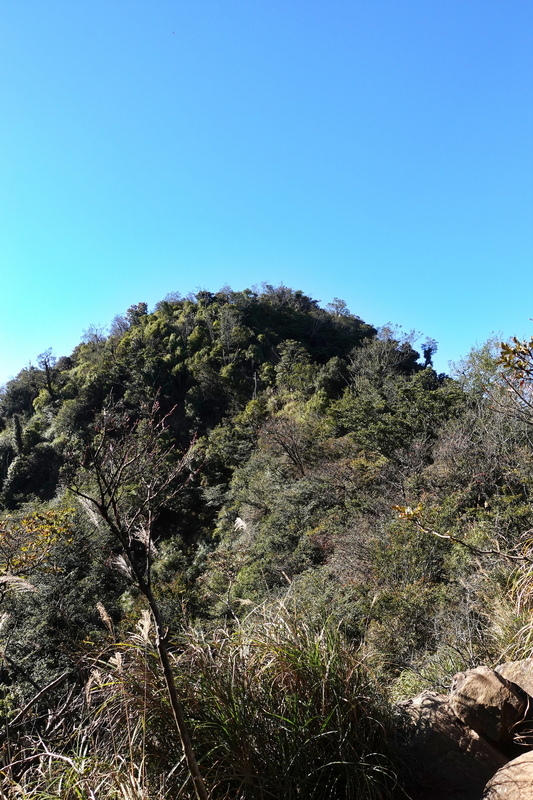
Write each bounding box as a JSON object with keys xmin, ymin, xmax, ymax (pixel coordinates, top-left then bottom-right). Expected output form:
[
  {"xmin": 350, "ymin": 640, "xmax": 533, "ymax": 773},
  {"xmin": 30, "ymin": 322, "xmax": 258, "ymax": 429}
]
[{"xmin": 1, "ymin": 285, "xmax": 532, "ymax": 799}]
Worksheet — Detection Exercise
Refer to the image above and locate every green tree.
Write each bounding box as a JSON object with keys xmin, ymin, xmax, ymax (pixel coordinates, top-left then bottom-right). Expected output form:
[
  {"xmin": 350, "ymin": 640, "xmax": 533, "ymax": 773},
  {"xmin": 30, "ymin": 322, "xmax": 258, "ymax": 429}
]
[
  {"xmin": 499, "ymin": 334, "xmax": 533, "ymax": 424},
  {"xmin": 37, "ymin": 349, "xmax": 57, "ymax": 400}
]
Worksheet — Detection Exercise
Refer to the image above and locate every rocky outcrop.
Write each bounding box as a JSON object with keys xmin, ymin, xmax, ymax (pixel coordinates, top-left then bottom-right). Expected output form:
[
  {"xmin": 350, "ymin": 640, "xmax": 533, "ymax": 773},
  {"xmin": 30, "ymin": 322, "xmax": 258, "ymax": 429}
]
[{"xmin": 397, "ymin": 662, "xmax": 533, "ymax": 800}]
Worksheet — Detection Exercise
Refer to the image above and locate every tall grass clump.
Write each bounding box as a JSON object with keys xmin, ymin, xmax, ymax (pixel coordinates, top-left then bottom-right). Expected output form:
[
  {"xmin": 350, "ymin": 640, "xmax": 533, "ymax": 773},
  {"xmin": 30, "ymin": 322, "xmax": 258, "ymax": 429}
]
[{"xmin": 176, "ymin": 599, "xmax": 398, "ymax": 799}]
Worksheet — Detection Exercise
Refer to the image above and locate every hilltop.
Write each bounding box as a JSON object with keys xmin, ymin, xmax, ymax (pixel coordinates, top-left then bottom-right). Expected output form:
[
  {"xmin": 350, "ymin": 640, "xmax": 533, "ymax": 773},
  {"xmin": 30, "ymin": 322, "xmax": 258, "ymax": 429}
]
[{"xmin": 1, "ymin": 285, "xmax": 532, "ymax": 799}]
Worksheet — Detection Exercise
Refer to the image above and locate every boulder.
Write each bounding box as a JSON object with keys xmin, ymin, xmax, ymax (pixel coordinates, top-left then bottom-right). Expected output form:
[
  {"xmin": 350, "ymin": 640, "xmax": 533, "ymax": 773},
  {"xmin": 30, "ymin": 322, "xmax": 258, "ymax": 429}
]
[
  {"xmin": 397, "ymin": 690, "xmax": 508, "ymax": 800},
  {"xmin": 495, "ymin": 660, "xmax": 533, "ymax": 747},
  {"xmin": 449, "ymin": 666, "xmax": 526, "ymax": 745},
  {"xmin": 482, "ymin": 750, "xmax": 533, "ymax": 799},
  {"xmin": 497, "ymin": 659, "xmax": 533, "ymax": 699}
]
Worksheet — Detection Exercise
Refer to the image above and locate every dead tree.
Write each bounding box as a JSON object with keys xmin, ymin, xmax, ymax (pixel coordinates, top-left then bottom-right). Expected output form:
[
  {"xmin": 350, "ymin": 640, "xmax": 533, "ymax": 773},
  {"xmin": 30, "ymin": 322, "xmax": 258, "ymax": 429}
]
[{"xmin": 68, "ymin": 400, "xmax": 208, "ymax": 800}]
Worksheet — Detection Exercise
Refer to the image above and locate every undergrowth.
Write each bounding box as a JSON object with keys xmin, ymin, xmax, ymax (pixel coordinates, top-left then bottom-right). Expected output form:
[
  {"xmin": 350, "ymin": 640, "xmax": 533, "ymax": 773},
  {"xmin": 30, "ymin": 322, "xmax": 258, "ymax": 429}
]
[{"xmin": 0, "ymin": 600, "xmax": 399, "ymax": 800}]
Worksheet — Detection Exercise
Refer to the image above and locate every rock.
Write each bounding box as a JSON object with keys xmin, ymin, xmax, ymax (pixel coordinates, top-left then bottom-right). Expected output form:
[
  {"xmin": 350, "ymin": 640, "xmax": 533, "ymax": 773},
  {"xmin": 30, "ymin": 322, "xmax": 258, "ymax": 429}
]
[
  {"xmin": 482, "ymin": 750, "xmax": 533, "ymax": 798},
  {"xmin": 497, "ymin": 659, "xmax": 533, "ymax": 699},
  {"xmin": 449, "ymin": 666, "xmax": 526, "ymax": 745},
  {"xmin": 397, "ymin": 690, "xmax": 508, "ymax": 800},
  {"xmin": 495, "ymin": 660, "xmax": 533, "ymax": 747}
]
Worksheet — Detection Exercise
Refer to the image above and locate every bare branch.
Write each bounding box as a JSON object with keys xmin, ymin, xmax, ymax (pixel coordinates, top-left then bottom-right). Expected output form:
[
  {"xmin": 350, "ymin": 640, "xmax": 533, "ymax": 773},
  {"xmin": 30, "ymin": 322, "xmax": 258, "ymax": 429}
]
[{"xmin": 66, "ymin": 398, "xmax": 208, "ymax": 800}]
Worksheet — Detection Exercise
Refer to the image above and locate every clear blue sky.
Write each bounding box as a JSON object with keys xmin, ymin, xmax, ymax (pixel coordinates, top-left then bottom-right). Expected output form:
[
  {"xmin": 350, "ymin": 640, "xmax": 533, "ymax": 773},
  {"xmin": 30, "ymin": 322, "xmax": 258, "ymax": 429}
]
[{"xmin": 1, "ymin": 0, "xmax": 532, "ymax": 384}]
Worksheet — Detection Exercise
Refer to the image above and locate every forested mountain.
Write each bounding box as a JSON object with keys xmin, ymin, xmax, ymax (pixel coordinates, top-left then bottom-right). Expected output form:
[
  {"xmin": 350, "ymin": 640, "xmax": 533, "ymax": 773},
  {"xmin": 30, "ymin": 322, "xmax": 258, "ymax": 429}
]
[{"xmin": 1, "ymin": 285, "xmax": 532, "ymax": 799}]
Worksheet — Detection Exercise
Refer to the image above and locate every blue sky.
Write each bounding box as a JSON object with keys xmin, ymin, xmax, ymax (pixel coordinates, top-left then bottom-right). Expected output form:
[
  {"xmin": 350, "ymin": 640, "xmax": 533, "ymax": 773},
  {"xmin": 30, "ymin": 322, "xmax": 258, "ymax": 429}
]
[{"xmin": 1, "ymin": 0, "xmax": 532, "ymax": 384}]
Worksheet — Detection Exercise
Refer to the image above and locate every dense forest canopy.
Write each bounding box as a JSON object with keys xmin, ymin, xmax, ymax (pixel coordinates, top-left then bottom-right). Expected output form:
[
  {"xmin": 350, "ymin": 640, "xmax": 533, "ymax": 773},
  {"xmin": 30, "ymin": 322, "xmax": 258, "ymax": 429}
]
[{"xmin": 1, "ymin": 285, "xmax": 532, "ymax": 799}]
